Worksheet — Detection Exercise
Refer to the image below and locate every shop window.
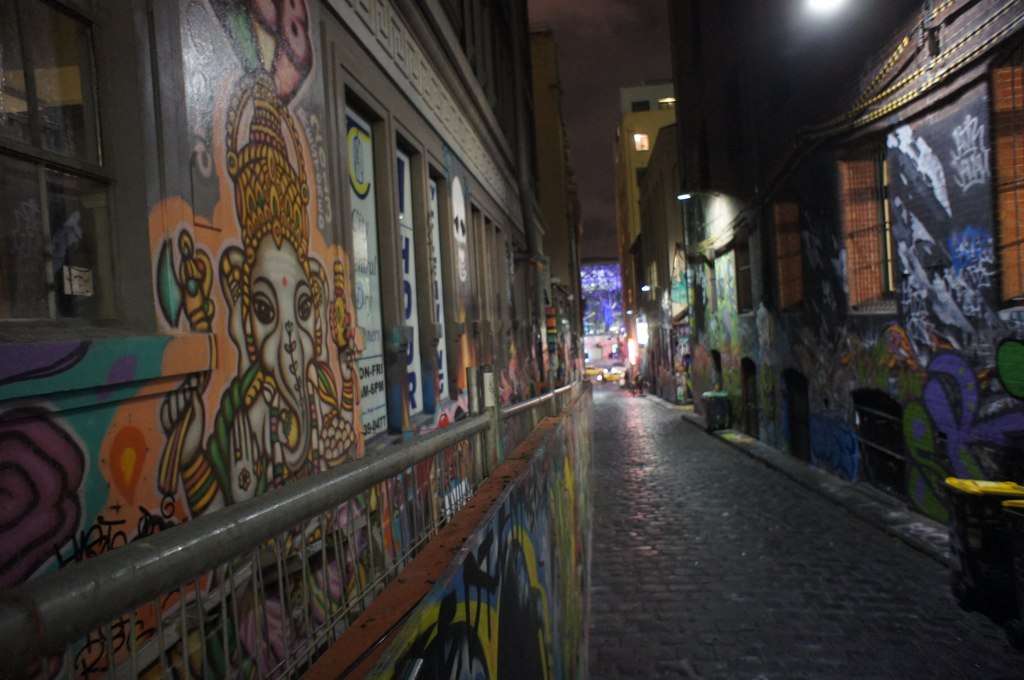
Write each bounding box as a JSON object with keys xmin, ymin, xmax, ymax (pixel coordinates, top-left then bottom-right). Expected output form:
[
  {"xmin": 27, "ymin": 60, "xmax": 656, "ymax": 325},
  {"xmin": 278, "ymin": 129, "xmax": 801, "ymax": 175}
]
[
  {"xmin": 0, "ymin": 0, "xmax": 113, "ymax": 321},
  {"xmin": 427, "ymin": 172, "xmax": 450, "ymax": 408},
  {"xmin": 772, "ymin": 201, "xmax": 803, "ymax": 310},
  {"xmin": 994, "ymin": 41, "xmax": 1024, "ymax": 301},
  {"xmin": 347, "ymin": 107, "xmax": 387, "ymax": 437},
  {"xmin": 840, "ymin": 148, "xmax": 896, "ymax": 312},
  {"xmin": 397, "ymin": 149, "xmax": 423, "ymax": 417}
]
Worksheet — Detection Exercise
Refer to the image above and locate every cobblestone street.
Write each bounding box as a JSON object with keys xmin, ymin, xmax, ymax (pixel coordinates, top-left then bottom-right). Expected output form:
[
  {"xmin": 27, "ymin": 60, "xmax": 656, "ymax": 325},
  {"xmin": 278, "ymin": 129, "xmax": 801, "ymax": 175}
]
[{"xmin": 587, "ymin": 384, "xmax": 1022, "ymax": 679}]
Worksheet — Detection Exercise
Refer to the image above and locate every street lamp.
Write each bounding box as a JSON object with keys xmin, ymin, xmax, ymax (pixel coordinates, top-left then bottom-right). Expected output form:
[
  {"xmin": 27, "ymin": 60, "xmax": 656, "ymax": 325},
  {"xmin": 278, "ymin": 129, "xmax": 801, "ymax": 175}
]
[{"xmin": 807, "ymin": 0, "xmax": 846, "ymax": 12}]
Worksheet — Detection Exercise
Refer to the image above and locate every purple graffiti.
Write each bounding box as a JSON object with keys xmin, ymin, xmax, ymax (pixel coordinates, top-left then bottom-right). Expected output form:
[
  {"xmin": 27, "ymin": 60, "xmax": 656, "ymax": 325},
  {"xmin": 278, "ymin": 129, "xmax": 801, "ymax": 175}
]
[
  {"xmin": 0, "ymin": 341, "xmax": 90, "ymax": 388},
  {"xmin": 97, "ymin": 355, "xmax": 139, "ymax": 403},
  {"xmin": 924, "ymin": 353, "xmax": 1024, "ymax": 477},
  {"xmin": 0, "ymin": 409, "xmax": 85, "ymax": 589}
]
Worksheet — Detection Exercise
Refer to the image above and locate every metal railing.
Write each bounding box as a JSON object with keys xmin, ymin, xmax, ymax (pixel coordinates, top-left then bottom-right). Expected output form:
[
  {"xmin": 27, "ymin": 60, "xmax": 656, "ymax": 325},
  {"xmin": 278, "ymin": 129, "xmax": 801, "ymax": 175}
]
[{"xmin": 0, "ymin": 368, "xmax": 579, "ymax": 679}]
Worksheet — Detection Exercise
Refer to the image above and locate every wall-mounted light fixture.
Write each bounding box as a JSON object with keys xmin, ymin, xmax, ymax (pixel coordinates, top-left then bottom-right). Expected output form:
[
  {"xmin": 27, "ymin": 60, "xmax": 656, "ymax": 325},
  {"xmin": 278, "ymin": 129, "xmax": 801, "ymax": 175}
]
[
  {"xmin": 640, "ymin": 285, "xmax": 651, "ymax": 293},
  {"xmin": 676, "ymin": 193, "xmax": 692, "ymax": 201}
]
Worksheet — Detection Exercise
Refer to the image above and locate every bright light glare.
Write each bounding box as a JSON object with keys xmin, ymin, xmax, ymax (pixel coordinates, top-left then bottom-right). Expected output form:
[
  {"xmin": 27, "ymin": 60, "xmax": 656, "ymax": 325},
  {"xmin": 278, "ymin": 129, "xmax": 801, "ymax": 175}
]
[
  {"xmin": 677, "ymin": 193, "xmax": 692, "ymax": 201},
  {"xmin": 640, "ymin": 285, "xmax": 651, "ymax": 292},
  {"xmin": 808, "ymin": 0, "xmax": 846, "ymax": 12}
]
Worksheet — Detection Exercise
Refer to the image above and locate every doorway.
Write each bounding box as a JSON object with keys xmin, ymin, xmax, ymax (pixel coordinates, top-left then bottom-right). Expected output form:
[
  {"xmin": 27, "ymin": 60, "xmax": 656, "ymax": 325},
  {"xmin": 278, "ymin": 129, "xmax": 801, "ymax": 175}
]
[
  {"xmin": 852, "ymin": 389, "xmax": 906, "ymax": 498},
  {"xmin": 741, "ymin": 357, "xmax": 759, "ymax": 439},
  {"xmin": 783, "ymin": 369, "xmax": 810, "ymax": 462}
]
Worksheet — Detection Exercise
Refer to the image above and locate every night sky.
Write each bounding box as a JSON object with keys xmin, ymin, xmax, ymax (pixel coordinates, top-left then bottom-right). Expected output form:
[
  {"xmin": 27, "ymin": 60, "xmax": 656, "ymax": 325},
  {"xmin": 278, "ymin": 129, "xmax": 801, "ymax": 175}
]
[{"xmin": 528, "ymin": 0, "xmax": 672, "ymax": 262}]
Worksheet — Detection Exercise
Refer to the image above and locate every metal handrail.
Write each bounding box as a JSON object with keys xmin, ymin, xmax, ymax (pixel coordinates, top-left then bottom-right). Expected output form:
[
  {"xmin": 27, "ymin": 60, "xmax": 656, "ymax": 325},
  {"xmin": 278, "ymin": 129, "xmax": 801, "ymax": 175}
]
[
  {"xmin": 500, "ymin": 383, "xmax": 574, "ymax": 420},
  {"xmin": 0, "ymin": 412, "xmax": 490, "ymax": 674}
]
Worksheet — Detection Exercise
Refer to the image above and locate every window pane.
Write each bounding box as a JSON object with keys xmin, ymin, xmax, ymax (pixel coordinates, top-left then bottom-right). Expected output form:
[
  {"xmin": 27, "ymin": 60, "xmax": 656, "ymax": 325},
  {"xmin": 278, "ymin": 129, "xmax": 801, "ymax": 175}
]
[
  {"xmin": 0, "ymin": 3, "xmax": 31, "ymax": 145},
  {"xmin": 0, "ymin": 154, "xmax": 49, "ymax": 318},
  {"xmin": 397, "ymin": 150, "xmax": 423, "ymax": 417},
  {"xmin": 427, "ymin": 178, "xmax": 449, "ymax": 399},
  {"xmin": 347, "ymin": 109, "xmax": 387, "ymax": 437},
  {"xmin": 47, "ymin": 168, "xmax": 109, "ymax": 318},
  {"xmin": 26, "ymin": 0, "xmax": 99, "ymax": 162}
]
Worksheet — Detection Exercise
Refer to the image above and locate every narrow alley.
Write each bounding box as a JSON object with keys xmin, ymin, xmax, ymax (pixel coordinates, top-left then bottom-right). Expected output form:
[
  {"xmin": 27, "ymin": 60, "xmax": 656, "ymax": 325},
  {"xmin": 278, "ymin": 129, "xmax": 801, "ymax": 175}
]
[{"xmin": 587, "ymin": 384, "xmax": 1020, "ymax": 680}]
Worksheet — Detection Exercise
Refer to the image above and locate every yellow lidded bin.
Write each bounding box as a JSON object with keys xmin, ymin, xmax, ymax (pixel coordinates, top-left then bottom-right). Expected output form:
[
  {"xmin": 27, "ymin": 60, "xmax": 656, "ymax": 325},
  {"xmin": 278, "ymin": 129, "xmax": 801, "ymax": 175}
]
[{"xmin": 943, "ymin": 477, "xmax": 1024, "ymax": 623}]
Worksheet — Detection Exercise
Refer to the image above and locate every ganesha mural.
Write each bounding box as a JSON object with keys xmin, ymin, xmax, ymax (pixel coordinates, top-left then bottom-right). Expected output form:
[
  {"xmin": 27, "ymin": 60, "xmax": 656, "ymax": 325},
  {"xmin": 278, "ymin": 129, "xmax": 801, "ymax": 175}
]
[{"xmin": 156, "ymin": 71, "xmax": 360, "ymax": 515}]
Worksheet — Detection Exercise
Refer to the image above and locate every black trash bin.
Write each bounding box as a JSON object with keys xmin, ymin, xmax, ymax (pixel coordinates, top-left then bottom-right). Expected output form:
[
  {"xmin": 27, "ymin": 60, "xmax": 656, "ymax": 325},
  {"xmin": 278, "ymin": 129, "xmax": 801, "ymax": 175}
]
[
  {"xmin": 1001, "ymin": 499, "xmax": 1024, "ymax": 649},
  {"xmin": 944, "ymin": 478, "xmax": 1024, "ymax": 623},
  {"xmin": 702, "ymin": 391, "xmax": 729, "ymax": 432}
]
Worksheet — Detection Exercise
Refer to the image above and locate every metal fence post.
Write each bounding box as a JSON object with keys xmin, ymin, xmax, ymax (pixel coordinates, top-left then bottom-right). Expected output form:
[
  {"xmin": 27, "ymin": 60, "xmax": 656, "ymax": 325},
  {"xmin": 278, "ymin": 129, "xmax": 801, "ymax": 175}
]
[
  {"xmin": 467, "ymin": 366, "xmax": 482, "ymax": 486},
  {"xmin": 481, "ymin": 365, "xmax": 499, "ymax": 473}
]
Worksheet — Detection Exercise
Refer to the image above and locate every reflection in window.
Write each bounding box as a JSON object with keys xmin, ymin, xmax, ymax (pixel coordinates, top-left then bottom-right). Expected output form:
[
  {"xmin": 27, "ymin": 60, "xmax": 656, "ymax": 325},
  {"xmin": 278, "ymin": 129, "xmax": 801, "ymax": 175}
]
[
  {"xmin": 0, "ymin": 1, "xmax": 109, "ymax": 320},
  {"xmin": 1, "ymin": 0, "xmax": 100, "ymax": 162}
]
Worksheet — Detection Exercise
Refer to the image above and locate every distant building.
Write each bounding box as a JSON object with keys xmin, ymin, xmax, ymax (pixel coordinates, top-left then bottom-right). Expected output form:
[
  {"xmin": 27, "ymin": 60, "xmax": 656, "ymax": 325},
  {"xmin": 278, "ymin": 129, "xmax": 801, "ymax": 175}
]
[
  {"xmin": 638, "ymin": 123, "xmax": 689, "ymax": 401},
  {"xmin": 614, "ymin": 82, "xmax": 676, "ymax": 371}
]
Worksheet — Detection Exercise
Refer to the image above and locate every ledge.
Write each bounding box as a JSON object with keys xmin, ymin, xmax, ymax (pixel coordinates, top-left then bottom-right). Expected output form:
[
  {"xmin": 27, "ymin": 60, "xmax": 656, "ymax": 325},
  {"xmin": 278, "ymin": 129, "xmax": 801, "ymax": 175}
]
[{"xmin": 0, "ymin": 332, "xmax": 215, "ymax": 406}]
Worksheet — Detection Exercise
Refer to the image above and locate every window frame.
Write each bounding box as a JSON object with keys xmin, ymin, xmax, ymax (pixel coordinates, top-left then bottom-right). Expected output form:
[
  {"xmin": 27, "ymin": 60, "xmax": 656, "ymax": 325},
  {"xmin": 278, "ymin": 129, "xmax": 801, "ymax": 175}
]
[
  {"xmin": 0, "ymin": 0, "xmax": 111, "ymax": 324},
  {"xmin": 994, "ymin": 40, "xmax": 1024, "ymax": 303},
  {"xmin": 0, "ymin": 0, "xmax": 161, "ymax": 335},
  {"xmin": 772, "ymin": 200, "xmax": 804, "ymax": 312},
  {"xmin": 840, "ymin": 145, "xmax": 898, "ymax": 313}
]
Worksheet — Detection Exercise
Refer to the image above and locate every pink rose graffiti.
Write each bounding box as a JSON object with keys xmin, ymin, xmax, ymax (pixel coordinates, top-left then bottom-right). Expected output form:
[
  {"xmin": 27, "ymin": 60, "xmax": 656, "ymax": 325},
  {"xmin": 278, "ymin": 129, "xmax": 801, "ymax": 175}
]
[{"xmin": 0, "ymin": 409, "xmax": 85, "ymax": 590}]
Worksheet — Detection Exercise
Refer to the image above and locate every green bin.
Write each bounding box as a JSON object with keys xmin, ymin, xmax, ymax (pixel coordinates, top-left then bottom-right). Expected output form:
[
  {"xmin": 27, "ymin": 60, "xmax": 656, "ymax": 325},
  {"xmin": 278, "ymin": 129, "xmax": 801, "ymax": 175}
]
[{"xmin": 944, "ymin": 478, "xmax": 1024, "ymax": 623}]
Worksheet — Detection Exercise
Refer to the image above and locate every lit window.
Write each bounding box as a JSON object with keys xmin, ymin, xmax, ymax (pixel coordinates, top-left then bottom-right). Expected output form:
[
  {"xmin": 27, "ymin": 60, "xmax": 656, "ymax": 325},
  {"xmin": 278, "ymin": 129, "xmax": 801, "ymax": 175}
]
[
  {"xmin": 658, "ymin": 97, "xmax": 676, "ymax": 110},
  {"xmin": 772, "ymin": 201, "xmax": 803, "ymax": 310},
  {"xmin": 994, "ymin": 42, "xmax": 1024, "ymax": 301},
  {"xmin": 841, "ymin": 147, "xmax": 896, "ymax": 311},
  {"xmin": 633, "ymin": 133, "xmax": 650, "ymax": 152},
  {"xmin": 0, "ymin": 0, "xmax": 112, "ymax": 320}
]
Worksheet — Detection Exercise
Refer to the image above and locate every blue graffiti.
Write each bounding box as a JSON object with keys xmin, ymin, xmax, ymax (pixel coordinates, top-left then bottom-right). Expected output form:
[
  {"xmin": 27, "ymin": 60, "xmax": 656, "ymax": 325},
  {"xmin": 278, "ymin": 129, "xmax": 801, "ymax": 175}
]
[{"xmin": 810, "ymin": 414, "xmax": 858, "ymax": 481}]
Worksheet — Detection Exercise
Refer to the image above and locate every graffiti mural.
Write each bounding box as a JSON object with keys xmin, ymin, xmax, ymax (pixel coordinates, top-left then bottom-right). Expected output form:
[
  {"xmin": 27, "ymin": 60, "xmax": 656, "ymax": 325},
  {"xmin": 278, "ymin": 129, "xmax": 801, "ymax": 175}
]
[
  {"xmin": 581, "ymin": 262, "xmax": 623, "ymax": 336},
  {"xmin": 685, "ymin": 81, "xmax": 1024, "ymax": 521},
  {"xmin": 368, "ymin": 392, "xmax": 591, "ymax": 679},
  {"xmin": 0, "ymin": 408, "xmax": 85, "ymax": 590},
  {"xmin": 0, "ymin": 0, "xmax": 559, "ymax": 676},
  {"xmin": 156, "ymin": 3, "xmax": 361, "ymax": 519},
  {"xmin": 890, "ymin": 90, "xmax": 1001, "ymax": 367},
  {"xmin": 903, "ymin": 352, "xmax": 1024, "ymax": 519}
]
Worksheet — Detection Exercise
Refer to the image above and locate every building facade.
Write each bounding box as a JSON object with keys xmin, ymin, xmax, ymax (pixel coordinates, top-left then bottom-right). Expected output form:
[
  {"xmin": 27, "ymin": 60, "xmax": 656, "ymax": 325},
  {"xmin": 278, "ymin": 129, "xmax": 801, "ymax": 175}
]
[
  {"xmin": 637, "ymin": 123, "xmax": 688, "ymax": 401},
  {"xmin": 670, "ymin": 0, "xmax": 1024, "ymax": 522},
  {"xmin": 614, "ymin": 82, "xmax": 676, "ymax": 368},
  {"xmin": 0, "ymin": 0, "xmax": 554, "ymax": 608},
  {"xmin": 531, "ymin": 28, "xmax": 584, "ymax": 387}
]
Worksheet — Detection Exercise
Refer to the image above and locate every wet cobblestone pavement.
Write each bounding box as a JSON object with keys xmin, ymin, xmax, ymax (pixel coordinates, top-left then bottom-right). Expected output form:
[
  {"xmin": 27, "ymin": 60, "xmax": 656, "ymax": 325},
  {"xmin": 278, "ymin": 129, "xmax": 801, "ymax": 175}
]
[{"xmin": 587, "ymin": 384, "xmax": 1022, "ymax": 679}]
